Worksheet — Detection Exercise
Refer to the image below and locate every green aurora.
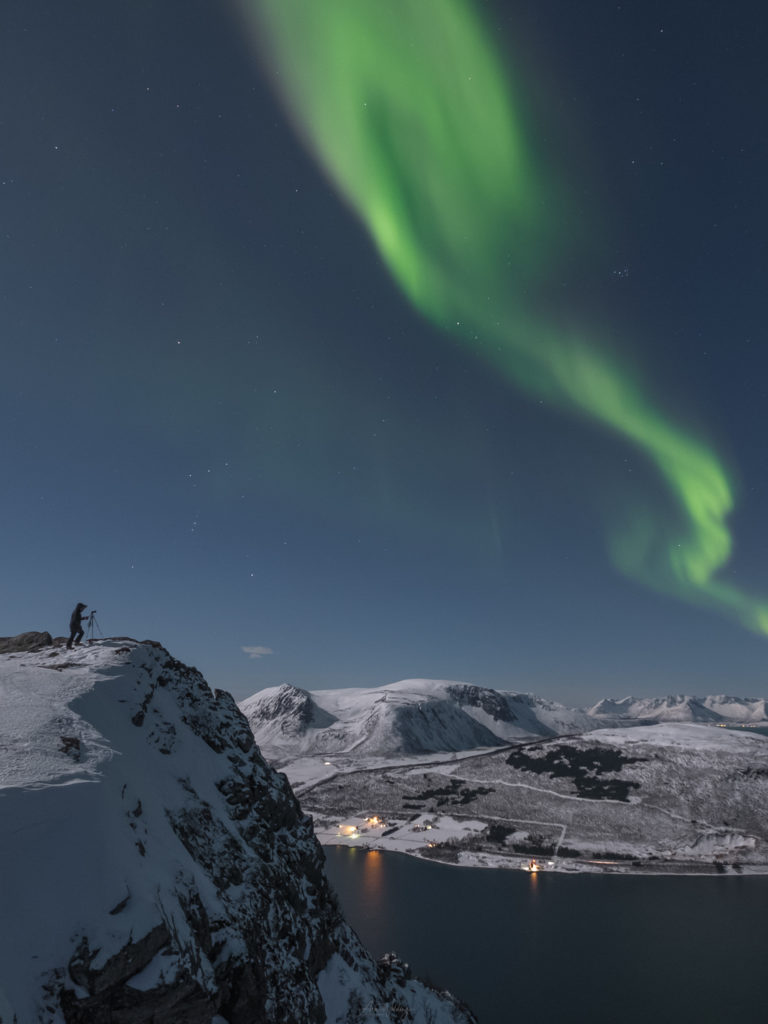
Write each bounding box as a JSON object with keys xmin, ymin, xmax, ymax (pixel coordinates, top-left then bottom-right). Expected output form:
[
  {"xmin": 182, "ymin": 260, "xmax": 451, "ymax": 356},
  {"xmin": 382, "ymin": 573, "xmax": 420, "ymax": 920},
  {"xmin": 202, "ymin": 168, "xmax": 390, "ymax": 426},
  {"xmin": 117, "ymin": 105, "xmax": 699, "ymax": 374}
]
[{"xmin": 238, "ymin": 0, "xmax": 768, "ymax": 635}]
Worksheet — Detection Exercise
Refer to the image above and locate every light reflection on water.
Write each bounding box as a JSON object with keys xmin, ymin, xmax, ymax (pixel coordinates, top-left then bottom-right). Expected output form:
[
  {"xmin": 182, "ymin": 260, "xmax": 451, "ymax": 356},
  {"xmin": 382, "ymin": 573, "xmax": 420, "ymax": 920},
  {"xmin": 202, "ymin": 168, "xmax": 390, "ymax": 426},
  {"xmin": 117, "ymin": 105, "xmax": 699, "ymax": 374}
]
[
  {"xmin": 324, "ymin": 846, "xmax": 768, "ymax": 1024},
  {"xmin": 362, "ymin": 849, "xmax": 384, "ymax": 914},
  {"xmin": 338, "ymin": 848, "xmax": 391, "ymax": 933}
]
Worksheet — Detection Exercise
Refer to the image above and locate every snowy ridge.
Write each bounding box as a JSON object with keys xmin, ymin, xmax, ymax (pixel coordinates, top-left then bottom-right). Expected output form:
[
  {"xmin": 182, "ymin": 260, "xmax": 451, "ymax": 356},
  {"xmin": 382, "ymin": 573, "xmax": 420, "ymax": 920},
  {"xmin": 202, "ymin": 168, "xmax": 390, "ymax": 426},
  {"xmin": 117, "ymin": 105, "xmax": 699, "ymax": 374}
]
[
  {"xmin": 588, "ymin": 693, "xmax": 768, "ymax": 723},
  {"xmin": 240, "ymin": 678, "xmax": 768, "ymax": 766},
  {"xmin": 239, "ymin": 679, "xmax": 592, "ymax": 765},
  {"xmin": 0, "ymin": 639, "xmax": 475, "ymax": 1024}
]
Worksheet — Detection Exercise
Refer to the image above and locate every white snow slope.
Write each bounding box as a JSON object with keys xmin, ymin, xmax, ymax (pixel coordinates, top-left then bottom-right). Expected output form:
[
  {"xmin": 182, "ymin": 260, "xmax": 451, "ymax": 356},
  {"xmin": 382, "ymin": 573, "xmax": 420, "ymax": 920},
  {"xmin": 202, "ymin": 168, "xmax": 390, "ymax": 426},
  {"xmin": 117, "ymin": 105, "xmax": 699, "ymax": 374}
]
[
  {"xmin": 588, "ymin": 693, "xmax": 768, "ymax": 723},
  {"xmin": 240, "ymin": 678, "xmax": 768, "ymax": 767},
  {"xmin": 238, "ymin": 679, "xmax": 597, "ymax": 765},
  {"xmin": 0, "ymin": 639, "xmax": 474, "ymax": 1024}
]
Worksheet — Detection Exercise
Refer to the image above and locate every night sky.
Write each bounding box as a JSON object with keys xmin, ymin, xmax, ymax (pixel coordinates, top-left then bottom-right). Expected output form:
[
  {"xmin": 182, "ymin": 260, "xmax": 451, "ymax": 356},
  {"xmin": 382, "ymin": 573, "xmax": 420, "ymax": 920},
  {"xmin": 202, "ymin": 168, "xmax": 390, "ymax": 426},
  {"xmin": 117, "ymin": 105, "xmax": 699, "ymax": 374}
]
[{"xmin": 4, "ymin": 0, "xmax": 767, "ymax": 704}]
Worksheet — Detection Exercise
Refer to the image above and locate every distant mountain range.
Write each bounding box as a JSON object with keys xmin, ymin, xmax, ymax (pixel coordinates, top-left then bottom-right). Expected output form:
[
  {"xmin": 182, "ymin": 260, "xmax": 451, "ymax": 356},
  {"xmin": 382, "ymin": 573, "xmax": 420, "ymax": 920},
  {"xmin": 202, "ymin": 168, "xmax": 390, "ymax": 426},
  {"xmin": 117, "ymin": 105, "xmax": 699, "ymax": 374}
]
[
  {"xmin": 589, "ymin": 693, "xmax": 768, "ymax": 724},
  {"xmin": 239, "ymin": 679, "xmax": 768, "ymax": 762}
]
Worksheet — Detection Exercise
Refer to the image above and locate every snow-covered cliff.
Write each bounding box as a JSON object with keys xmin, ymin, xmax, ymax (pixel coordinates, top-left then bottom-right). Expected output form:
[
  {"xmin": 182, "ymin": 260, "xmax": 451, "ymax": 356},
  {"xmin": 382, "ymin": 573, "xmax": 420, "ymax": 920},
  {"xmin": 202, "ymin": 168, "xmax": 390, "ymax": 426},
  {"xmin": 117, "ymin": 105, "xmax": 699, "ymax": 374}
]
[{"xmin": 0, "ymin": 638, "xmax": 475, "ymax": 1024}]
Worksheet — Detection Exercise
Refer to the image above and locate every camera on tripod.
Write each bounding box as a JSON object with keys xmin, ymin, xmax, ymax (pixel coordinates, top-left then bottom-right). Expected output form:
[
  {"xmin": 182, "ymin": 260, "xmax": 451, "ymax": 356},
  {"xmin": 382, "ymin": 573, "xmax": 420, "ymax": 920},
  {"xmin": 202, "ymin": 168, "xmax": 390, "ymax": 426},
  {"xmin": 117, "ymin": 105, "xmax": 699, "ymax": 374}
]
[{"xmin": 86, "ymin": 610, "xmax": 103, "ymax": 643}]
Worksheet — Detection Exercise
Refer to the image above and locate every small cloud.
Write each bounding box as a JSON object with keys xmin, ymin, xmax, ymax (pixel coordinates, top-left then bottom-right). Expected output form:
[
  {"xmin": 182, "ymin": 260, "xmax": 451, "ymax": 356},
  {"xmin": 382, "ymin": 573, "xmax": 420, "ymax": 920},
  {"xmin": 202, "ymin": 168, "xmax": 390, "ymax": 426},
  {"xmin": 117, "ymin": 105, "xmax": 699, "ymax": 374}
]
[{"xmin": 242, "ymin": 645, "xmax": 274, "ymax": 659}]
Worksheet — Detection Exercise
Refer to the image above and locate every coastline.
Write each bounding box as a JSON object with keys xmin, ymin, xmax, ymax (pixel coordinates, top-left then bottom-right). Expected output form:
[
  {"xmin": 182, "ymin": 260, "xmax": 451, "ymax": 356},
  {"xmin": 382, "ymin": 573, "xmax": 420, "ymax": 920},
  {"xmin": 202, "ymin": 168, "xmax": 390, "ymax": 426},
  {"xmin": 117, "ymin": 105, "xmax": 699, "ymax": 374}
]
[
  {"xmin": 279, "ymin": 730, "xmax": 768, "ymax": 880},
  {"xmin": 313, "ymin": 814, "xmax": 768, "ymax": 877}
]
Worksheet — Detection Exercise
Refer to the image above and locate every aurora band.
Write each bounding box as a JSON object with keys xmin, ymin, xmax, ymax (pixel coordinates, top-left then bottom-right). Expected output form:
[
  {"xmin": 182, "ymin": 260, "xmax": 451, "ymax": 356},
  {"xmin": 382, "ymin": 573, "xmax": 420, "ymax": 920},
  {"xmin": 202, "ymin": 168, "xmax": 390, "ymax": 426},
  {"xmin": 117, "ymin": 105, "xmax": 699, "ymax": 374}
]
[{"xmin": 238, "ymin": 0, "xmax": 768, "ymax": 635}]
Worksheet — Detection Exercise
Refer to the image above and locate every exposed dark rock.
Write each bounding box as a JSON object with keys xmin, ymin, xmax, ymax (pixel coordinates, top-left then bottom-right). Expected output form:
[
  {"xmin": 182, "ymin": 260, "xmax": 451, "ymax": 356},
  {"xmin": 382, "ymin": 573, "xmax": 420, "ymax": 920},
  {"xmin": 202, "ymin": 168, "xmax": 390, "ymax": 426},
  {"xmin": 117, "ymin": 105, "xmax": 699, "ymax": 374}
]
[
  {"xmin": 59, "ymin": 736, "xmax": 82, "ymax": 759},
  {"xmin": 68, "ymin": 924, "xmax": 171, "ymax": 995},
  {"xmin": 109, "ymin": 893, "xmax": 131, "ymax": 916},
  {"xmin": 446, "ymin": 683, "xmax": 517, "ymax": 723},
  {"xmin": 0, "ymin": 630, "xmax": 53, "ymax": 653}
]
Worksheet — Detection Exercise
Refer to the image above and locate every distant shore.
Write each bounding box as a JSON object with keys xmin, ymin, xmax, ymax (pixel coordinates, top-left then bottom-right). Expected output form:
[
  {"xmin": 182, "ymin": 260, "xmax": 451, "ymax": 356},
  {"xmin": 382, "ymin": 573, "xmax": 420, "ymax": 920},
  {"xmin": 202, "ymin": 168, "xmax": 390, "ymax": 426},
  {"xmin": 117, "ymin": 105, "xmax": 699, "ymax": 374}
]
[
  {"xmin": 320, "ymin": 836, "xmax": 768, "ymax": 876},
  {"xmin": 314, "ymin": 816, "xmax": 768, "ymax": 877}
]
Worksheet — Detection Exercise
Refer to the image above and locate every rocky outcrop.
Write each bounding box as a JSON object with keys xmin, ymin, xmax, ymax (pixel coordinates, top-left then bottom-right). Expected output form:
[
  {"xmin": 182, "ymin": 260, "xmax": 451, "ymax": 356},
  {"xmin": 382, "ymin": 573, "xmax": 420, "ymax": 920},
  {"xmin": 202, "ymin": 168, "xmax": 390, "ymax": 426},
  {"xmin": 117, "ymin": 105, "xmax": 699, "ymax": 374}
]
[
  {"xmin": 446, "ymin": 683, "xmax": 518, "ymax": 724},
  {"xmin": 0, "ymin": 630, "xmax": 52, "ymax": 653}
]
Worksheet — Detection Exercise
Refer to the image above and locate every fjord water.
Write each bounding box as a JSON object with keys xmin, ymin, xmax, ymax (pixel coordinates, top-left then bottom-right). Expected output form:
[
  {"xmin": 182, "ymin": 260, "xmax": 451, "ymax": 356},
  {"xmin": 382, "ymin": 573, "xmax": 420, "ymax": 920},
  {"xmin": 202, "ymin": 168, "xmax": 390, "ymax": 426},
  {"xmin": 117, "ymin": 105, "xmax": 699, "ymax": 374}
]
[{"xmin": 324, "ymin": 847, "xmax": 768, "ymax": 1024}]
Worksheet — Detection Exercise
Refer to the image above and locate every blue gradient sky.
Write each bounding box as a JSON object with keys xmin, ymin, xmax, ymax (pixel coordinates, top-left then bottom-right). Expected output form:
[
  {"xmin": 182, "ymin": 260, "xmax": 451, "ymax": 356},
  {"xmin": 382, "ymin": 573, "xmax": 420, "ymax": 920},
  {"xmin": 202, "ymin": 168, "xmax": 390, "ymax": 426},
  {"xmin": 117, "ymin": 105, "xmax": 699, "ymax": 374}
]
[{"xmin": 3, "ymin": 0, "xmax": 768, "ymax": 703}]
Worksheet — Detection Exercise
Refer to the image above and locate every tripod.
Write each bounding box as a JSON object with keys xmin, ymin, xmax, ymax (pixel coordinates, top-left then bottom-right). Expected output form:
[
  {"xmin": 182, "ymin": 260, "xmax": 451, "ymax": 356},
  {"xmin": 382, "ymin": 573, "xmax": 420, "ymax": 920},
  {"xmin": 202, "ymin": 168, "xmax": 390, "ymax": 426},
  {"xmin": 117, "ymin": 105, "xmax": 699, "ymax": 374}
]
[{"xmin": 86, "ymin": 610, "xmax": 103, "ymax": 643}]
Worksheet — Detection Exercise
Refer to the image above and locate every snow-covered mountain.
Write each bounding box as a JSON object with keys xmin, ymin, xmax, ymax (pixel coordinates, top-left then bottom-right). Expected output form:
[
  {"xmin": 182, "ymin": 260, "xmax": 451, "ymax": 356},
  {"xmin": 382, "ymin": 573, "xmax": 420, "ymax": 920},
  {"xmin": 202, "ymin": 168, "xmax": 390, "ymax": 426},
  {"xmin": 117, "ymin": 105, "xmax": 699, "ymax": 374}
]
[
  {"xmin": 444, "ymin": 683, "xmax": 598, "ymax": 740},
  {"xmin": 240, "ymin": 678, "xmax": 768, "ymax": 765},
  {"xmin": 0, "ymin": 635, "xmax": 474, "ymax": 1024},
  {"xmin": 588, "ymin": 693, "xmax": 768, "ymax": 724},
  {"xmin": 238, "ymin": 679, "xmax": 578, "ymax": 764}
]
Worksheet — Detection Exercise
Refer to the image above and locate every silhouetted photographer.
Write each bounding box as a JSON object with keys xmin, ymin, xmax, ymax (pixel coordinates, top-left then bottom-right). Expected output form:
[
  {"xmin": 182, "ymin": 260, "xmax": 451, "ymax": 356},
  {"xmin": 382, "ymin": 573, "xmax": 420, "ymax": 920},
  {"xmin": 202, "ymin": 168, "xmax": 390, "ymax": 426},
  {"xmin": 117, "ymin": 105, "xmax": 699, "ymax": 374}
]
[{"xmin": 67, "ymin": 603, "xmax": 88, "ymax": 649}]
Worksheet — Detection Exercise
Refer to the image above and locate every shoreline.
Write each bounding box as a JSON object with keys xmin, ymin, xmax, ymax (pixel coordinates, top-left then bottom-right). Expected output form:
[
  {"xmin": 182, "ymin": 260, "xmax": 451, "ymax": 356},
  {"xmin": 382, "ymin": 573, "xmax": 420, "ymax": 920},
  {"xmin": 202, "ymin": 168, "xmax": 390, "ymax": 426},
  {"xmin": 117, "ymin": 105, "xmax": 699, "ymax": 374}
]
[
  {"xmin": 283, "ymin": 732, "xmax": 768, "ymax": 879},
  {"xmin": 313, "ymin": 815, "xmax": 768, "ymax": 877},
  {"xmin": 320, "ymin": 836, "xmax": 768, "ymax": 876}
]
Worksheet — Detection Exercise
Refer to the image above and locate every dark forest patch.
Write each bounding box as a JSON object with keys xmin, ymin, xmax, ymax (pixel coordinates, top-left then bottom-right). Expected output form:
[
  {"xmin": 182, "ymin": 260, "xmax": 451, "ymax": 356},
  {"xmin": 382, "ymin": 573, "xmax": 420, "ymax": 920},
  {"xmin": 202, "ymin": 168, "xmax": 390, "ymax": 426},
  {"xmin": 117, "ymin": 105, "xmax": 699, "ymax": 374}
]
[
  {"xmin": 403, "ymin": 776, "xmax": 495, "ymax": 808},
  {"xmin": 506, "ymin": 743, "xmax": 646, "ymax": 801}
]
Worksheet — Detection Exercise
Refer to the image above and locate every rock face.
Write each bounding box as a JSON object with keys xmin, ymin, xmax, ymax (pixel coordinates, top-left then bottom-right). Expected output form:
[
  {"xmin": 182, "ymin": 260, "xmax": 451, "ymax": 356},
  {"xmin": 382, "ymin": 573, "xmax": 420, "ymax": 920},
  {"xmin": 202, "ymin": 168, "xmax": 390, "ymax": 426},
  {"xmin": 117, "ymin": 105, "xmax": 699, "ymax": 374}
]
[
  {"xmin": 0, "ymin": 640, "xmax": 475, "ymax": 1024},
  {"xmin": 446, "ymin": 684, "xmax": 518, "ymax": 725},
  {"xmin": 0, "ymin": 630, "xmax": 53, "ymax": 653}
]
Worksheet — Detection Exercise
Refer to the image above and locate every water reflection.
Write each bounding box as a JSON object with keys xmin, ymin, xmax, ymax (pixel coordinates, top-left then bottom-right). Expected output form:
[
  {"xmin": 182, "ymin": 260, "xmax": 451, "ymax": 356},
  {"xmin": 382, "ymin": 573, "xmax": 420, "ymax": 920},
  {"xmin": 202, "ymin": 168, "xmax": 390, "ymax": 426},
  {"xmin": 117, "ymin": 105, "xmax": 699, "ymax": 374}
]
[
  {"xmin": 325, "ymin": 846, "xmax": 768, "ymax": 1024},
  {"xmin": 335, "ymin": 849, "xmax": 391, "ymax": 931},
  {"xmin": 362, "ymin": 850, "xmax": 384, "ymax": 913}
]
